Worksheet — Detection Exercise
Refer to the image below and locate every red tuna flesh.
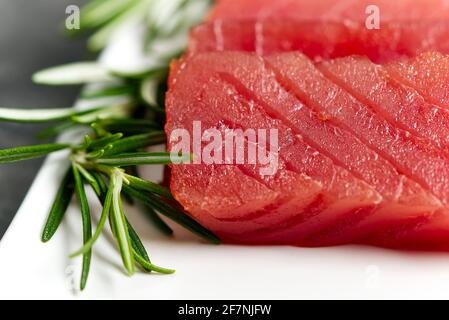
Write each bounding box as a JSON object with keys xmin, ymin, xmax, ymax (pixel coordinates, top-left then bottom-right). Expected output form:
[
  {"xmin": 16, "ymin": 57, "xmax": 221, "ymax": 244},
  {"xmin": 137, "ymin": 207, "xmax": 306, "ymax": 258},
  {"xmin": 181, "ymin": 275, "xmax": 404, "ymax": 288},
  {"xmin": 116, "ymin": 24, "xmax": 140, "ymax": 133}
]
[
  {"xmin": 385, "ymin": 52, "xmax": 449, "ymax": 110},
  {"xmin": 209, "ymin": 0, "xmax": 449, "ymax": 22},
  {"xmin": 318, "ymin": 53, "xmax": 449, "ymax": 150},
  {"xmin": 165, "ymin": 51, "xmax": 449, "ymax": 248},
  {"xmin": 188, "ymin": 20, "xmax": 449, "ymax": 63}
]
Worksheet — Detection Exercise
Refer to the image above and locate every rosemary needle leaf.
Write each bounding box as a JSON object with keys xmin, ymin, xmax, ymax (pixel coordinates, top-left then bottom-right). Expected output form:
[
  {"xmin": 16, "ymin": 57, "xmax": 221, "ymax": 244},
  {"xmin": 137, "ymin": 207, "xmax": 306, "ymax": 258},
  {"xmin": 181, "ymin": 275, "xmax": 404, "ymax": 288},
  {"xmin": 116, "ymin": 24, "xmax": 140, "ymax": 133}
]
[
  {"xmin": 145, "ymin": 192, "xmax": 219, "ymax": 244},
  {"xmin": 85, "ymin": 149, "xmax": 105, "ymax": 160},
  {"xmin": 133, "ymin": 250, "xmax": 175, "ymax": 274},
  {"xmin": 80, "ymin": 0, "xmax": 137, "ymax": 30},
  {"xmin": 87, "ymin": 133, "xmax": 123, "ymax": 151},
  {"xmin": 123, "ymin": 186, "xmax": 221, "ymax": 244},
  {"xmin": 0, "ymin": 107, "xmax": 76, "ymax": 123},
  {"xmin": 83, "ymin": 135, "xmax": 93, "ymax": 148},
  {"xmin": 89, "ymin": 172, "xmax": 108, "ymax": 204},
  {"xmin": 32, "ymin": 62, "xmax": 116, "ymax": 85},
  {"xmin": 102, "ymin": 132, "xmax": 166, "ymax": 156},
  {"xmin": 75, "ymin": 164, "xmax": 102, "ymax": 196},
  {"xmin": 113, "ymin": 66, "xmax": 169, "ymax": 81},
  {"xmin": 104, "ymin": 176, "xmax": 151, "ymax": 271},
  {"xmin": 72, "ymin": 164, "xmax": 93, "ymax": 291},
  {"xmin": 122, "ymin": 172, "xmax": 173, "ymax": 236},
  {"xmin": 0, "ymin": 106, "xmax": 108, "ymax": 124},
  {"xmin": 0, "ymin": 143, "xmax": 70, "ymax": 164},
  {"xmin": 70, "ymin": 180, "xmax": 113, "ymax": 258},
  {"xmin": 87, "ymin": 3, "xmax": 140, "ymax": 52},
  {"xmin": 110, "ymin": 171, "xmax": 135, "ymax": 275},
  {"xmin": 126, "ymin": 219, "xmax": 151, "ymax": 264},
  {"xmin": 71, "ymin": 103, "xmax": 134, "ymax": 124},
  {"xmin": 96, "ymin": 152, "xmax": 189, "ymax": 166},
  {"xmin": 81, "ymin": 85, "xmax": 135, "ymax": 100},
  {"xmin": 124, "ymin": 174, "xmax": 173, "ymax": 199},
  {"xmin": 41, "ymin": 168, "xmax": 74, "ymax": 242}
]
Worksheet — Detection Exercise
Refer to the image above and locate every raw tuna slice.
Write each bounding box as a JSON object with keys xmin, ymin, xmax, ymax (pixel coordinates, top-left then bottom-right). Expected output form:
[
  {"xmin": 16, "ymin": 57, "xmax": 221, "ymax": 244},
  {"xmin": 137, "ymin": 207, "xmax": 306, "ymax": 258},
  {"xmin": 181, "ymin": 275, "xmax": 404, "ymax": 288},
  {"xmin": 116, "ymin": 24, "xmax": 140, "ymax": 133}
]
[
  {"xmin": 318, "ymin": 53, "xmax": 449, "ymax": 150},
  {"xmin": 167, "ymin": 62, "xmax": 381, "ymax": 242},
  {"xmin": 267, "ymin": 52, "xmax": 449, "ymax": 205},
  {"xmin": 266, "ymin": 52, "xmax": 449, "ymax": 245},
  {"xmin": 166, "ymin": 52, "xmax": 446, "ymax": 247},
  {"xmin": 188, "ymin": 20, "xmax": 449, "ymax": 63},
  {"xmin": 209, "ymin": 0, "xmax": 449, "ymax": 21},
  {"xmin": 385, "ymin": 52, "xmax": 449, "ymax": 109}
]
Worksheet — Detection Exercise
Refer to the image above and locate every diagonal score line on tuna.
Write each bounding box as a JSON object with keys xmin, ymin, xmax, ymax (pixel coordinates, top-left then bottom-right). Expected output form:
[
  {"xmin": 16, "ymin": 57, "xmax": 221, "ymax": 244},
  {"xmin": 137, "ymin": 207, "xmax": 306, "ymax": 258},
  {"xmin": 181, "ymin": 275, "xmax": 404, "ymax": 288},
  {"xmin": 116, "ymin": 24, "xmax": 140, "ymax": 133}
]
[{"xmin": 169, "ymin": 120, "xmax": 279, "ymax": 176}]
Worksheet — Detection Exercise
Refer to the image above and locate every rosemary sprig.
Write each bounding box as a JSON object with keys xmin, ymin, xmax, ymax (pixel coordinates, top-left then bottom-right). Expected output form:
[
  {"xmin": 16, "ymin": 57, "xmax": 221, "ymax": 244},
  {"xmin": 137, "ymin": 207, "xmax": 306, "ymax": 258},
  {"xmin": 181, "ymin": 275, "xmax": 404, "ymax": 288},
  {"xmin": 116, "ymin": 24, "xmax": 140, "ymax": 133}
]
[
  {"xmin": 0, "ymin": 0, "xmax": 217, "ymax": 290},
  {"xmin": 0, "ymin": 129, "xmax": 218, "ymax": 288}
]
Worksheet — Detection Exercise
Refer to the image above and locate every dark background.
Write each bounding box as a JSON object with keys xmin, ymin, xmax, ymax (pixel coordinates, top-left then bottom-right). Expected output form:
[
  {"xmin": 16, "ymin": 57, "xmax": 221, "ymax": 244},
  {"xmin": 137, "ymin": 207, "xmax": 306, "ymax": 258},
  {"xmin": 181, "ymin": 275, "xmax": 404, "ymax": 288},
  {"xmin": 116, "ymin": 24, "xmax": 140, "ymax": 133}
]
[{"xmin": 0, "ymin": 0, "xmax": 87, "ymax": 238}]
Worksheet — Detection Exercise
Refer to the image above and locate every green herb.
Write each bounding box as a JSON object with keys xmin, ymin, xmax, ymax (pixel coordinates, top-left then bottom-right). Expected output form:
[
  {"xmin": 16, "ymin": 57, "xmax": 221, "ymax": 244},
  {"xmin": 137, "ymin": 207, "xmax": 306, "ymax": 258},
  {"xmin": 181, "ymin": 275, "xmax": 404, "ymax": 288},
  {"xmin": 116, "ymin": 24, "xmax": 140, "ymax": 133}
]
[
  {"xmin": 0, "ymin": 0, "xmax": 217, "ymax": 290},
  {"xmin": 127, "ymin": 218, "xmax": 151, "ymax": 263},
  {"xmin": 101, "ymin": 132, "xmax": 167, "ymax": 156},
  {"xmin": 110, "ymin": 169, "xmax": 135, "ymax": 275},
  {"xmin": 0, "ymin": 107, "xmax": 86, "ymax": 123},
  {"xmin": 123, "ymin": 186, "xmax": 220, "ymax": 244},
  {"xmin": 124, "ymin": 173, "xmax": 173, "ymax": 199},
  {"xmin": 72, "ymin": 164, "xmax": 93, "ymax": 290},
  {"xmin": 70, "ymin": 183, "xmax": 112, "ymax": 257},
  {"xmin": 81, "ymin": 85, "xmax": 136, "ymax": 99},
  {"xmin": 95, "ymin": 152, "xmax": 189, "ymax": 166},
  {"xmin": 42, "ymin": 168, "xmax": 74, "ymax": 242},
  {"xmin": 32, "ymin": 62, "xmax": 116, "ymax": 85},
  {"xmin": 133, "ymin": 251, "xmax": 175, "ymax": 274},
  {"xmin": 0, "ymin": 144, "xmax": 70, "ymax": 163}
]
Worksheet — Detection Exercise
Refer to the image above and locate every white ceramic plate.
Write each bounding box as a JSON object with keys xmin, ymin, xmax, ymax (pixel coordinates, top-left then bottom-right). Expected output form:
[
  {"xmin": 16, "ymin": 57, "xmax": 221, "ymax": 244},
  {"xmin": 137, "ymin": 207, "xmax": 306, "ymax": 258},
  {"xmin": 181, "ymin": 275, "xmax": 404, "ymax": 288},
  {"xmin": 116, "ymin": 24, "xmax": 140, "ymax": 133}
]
[{"xmin": 2, "ymin": 16, "xmax": 449, "ymax": 301}]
